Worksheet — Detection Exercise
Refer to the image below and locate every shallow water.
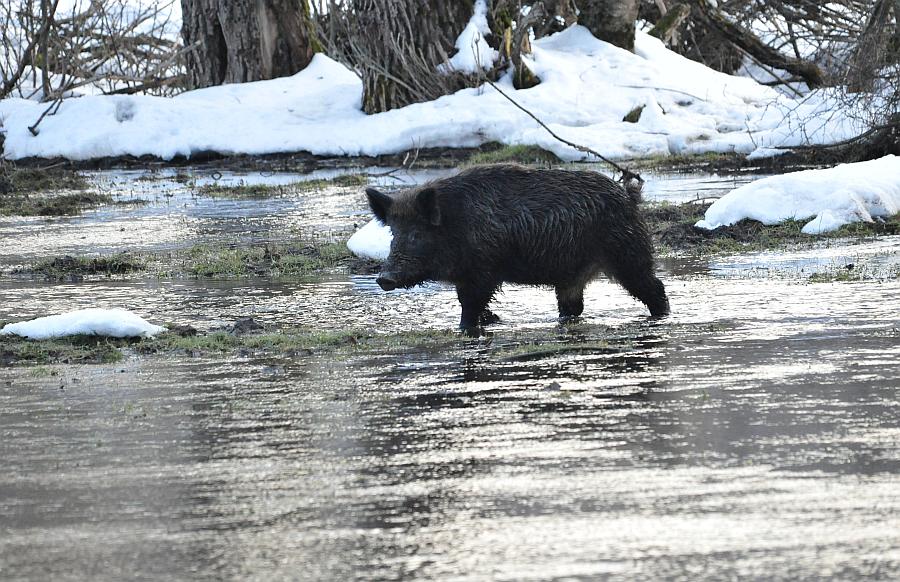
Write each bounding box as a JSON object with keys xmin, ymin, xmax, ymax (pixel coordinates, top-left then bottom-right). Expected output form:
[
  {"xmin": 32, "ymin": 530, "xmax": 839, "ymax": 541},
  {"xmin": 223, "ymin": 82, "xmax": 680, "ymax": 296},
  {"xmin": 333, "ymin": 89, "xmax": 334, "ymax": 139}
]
[
  {"xmin": 1, "ymin": 167, "xmax": 898, "ymax": 581},
  {"xmin": 0, "ymin": 165, "xmax": 761, "ymax": 266}
]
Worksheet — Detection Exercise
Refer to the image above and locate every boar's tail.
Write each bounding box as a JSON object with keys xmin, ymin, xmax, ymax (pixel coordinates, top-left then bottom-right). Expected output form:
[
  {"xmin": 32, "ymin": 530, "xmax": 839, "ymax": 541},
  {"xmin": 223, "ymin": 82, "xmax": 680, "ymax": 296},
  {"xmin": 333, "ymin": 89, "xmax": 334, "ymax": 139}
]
[{"xmin": 623, "ymin": 177, "xmax": 643, "ymax": 204}]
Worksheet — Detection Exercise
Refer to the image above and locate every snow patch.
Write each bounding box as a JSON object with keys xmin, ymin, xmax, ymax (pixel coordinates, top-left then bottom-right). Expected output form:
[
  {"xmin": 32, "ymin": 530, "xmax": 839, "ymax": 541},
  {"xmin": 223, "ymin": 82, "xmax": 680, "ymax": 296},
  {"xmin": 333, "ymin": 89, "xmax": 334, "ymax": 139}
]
[
  {"xmin": 439, "ymin": 0, "xmax": 498, "ymax": 74},
  {"xmin": 0, "ymin": 308, "xmax": 166, "ymax": 340},
  {"xmin": 347, "ymin": 219, "xmax": 392, "ymax": 261},
  {"xmin": 0, "ymin": 28, "xmax": 867, "ymax": 162},
  {"xmin": 696, "ymin": 155, "xmax": 900, "ymax": 234}
]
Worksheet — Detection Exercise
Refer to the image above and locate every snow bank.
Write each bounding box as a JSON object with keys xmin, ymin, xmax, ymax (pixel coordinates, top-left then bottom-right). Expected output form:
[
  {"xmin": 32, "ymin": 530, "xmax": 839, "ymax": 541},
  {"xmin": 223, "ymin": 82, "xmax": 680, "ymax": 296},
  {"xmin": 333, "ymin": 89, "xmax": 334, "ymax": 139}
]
[
  {"xmin": 0, "ymin": 308, "xmax": 165, "ymax": 340},
  {"xmin": 0, "ymin": 27, "xmax": 861, "ymax": 162},
  {"xmin": 696, "ymin": 155, "xmax": 900, "ymax": 234}
]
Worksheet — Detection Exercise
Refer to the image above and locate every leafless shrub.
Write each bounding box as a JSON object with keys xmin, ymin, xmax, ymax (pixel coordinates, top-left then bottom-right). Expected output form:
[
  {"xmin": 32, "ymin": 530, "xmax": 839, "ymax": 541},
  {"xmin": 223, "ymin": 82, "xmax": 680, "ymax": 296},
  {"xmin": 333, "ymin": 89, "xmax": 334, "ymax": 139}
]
[{"xmin": 0, "ymin": 0, "xmax": 187, "ymax": 102}]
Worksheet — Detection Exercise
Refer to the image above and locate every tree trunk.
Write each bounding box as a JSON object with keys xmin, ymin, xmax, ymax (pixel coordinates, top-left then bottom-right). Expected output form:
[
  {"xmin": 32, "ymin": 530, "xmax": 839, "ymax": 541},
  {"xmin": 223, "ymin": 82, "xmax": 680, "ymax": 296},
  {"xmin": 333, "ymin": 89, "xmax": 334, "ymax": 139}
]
[
  {"xmin": 848, "ymin": 0, "xmax": 896, "ymax": 91},
  {"xmin": 180, "ymin": 0, "xmax": 317, "ymax": 89},
  {"xmin": 648, "ymin": 3, "xmax": 690, "ymax": 47},
  {"xmin": 577, "ymin": 0, "xmax": 640, "ymax": 51},
  {"xmin": 349, "ymin": 0, "xmax": 475, "ymax": 114}
]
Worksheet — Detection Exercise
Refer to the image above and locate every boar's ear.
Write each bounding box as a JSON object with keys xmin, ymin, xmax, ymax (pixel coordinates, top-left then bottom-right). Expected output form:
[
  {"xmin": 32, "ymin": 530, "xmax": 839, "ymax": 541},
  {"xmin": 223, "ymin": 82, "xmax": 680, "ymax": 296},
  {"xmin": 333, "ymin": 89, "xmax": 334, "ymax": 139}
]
[
  {"xmin": 366, "ymin": 187, "xmax": 392, "ymax": 223},
  {"xmin": 415, "ymin": 187, "xmax": 441, "ymax": 226}
]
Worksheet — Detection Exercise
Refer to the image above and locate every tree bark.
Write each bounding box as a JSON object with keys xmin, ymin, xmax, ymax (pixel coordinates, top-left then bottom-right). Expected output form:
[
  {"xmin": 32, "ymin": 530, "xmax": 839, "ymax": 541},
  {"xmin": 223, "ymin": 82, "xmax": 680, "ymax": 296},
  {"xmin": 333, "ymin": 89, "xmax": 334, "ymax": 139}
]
[
  {"xmin": 334, "ymin": 0, "xmax": 475, "ymax": 114},
  {"xmin": 648, "ymin": 3, "xmax": 690, "ymax": 46},
  {"xmin": 180, "ymin": 0, "xmax": 318, "ymax": 89},
  {"xmin": 848, "ymin": 0, "xmax": 896, "ymax": 90},
  {"xmin": 577, "ymin": 0, "xmax": 640, "ymax": 51}
]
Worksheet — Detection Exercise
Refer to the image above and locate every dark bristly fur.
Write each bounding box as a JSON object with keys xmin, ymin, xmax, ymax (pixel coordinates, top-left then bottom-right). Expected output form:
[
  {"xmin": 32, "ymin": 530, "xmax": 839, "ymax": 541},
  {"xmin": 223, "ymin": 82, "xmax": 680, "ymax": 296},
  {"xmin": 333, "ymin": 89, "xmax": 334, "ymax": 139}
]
[{"xmin": 366, "ymin": 164, "xmax": 669, "ymax": 330}]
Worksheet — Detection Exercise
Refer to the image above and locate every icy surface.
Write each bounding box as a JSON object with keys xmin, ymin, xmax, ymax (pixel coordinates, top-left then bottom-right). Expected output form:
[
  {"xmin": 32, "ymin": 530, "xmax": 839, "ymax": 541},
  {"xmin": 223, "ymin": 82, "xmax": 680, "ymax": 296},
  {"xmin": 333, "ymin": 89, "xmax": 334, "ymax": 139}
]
[
  {"xmin": 696, "ymin": 155, "xmax": 900, "ymax": 234},
  {"xmin": 0, "ymin": 27, "xmax": 863, "ymax": 162},
  {"xmin": 0, "ymin": 308, "xmax": 165, "ymax": 339}
]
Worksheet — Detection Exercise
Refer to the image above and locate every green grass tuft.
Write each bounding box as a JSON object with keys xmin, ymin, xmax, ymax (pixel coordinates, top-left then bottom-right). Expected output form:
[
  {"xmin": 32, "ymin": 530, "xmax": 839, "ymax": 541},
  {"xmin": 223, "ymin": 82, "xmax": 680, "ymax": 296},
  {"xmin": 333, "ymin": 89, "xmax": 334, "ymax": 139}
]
[
  {"xmin": 181, "ymin": 242, "xmax": 353, "ymax": 278},
  {"xmin": 194, "ymin": 174, "xmax": 368, "ymax": 199},
  {"xmin": 27, "ymin": 253, "xmax": 145, "ymax": 280},
  {"xmin": 465, "ymin": 144, "xmax": 560, "ymax": 166},
  {"xmin": 0, "ymin": 192, "xmax": 112, "ymax": 217},
  {"xmin": 0, "ymin": 334, "xmax": 126, "ymax": 366},
  {"xmin": 0, "ymin": 163, "xmax": 90, "ymax": 193},
  {"xmin": 137, "ymin": 327, "xmax": 458, "ymax": 357}
]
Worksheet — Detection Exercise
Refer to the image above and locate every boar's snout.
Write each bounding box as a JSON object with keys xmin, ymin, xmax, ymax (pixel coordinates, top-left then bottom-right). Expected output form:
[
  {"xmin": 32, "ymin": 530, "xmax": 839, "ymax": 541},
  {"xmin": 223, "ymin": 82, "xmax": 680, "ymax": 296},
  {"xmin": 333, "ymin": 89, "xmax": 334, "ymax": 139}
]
[{"xmin": 376, "ymin": 273, "xmax": 399, "ymax": 291}]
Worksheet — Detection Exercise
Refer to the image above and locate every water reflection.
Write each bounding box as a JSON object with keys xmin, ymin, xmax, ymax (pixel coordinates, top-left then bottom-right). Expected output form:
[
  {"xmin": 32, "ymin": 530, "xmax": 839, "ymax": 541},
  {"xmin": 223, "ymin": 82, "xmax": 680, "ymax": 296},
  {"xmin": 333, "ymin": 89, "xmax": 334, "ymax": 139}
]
[
  {"xmin": 1, "ymin": 167, "xmax": 899, "ymax": 580},
  {"xmin": 0, "ymin": 165, "xmax": 769, "ymax": 266}
]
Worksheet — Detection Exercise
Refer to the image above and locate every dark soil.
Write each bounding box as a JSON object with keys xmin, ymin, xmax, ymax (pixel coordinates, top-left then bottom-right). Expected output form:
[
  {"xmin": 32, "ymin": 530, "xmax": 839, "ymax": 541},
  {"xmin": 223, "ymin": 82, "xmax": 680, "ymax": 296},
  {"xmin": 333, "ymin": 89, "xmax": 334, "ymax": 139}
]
[{"xmin": 645, "ymin": 201, "xmax": 900, "ymax": 254}]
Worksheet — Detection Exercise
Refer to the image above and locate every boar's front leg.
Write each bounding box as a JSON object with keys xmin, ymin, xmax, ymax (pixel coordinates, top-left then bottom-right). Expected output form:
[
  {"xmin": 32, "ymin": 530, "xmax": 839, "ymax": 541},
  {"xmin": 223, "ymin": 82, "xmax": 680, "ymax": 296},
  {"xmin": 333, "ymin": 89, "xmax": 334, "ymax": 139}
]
[
  {"xmin": 456, "ymin": 280, "xmax": 499, "ymax": 332},
  {"xmin": 556, "ymin": 283, "xmax": 585, "ymax": 321}
]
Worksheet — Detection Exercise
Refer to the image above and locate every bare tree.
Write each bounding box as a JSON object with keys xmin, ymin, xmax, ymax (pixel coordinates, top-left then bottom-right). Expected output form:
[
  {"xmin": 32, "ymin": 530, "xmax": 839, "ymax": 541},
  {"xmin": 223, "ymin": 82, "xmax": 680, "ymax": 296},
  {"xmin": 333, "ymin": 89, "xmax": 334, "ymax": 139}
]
[{"xmin": 1, "ymin": 0, "xmax": 185, "ymax": 101}]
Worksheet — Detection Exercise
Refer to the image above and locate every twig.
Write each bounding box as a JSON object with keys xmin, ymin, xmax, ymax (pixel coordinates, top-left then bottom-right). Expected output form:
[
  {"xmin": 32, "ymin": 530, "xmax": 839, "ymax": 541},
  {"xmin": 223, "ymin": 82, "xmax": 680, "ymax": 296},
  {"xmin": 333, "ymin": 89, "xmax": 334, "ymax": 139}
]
[
  {"xmin": 28, "ymin": 96, "xmax": 63, "ymax": 136},
  {"xmin": 103, "ymin": 75, "xmax": 185, "ymax": 95},
  {"xmin": 483, "ymin": 77, "xmax": 642, "ymax": 184},
  {"xmin": 769, "ymin": 117, "xmax": 899, "ymax": 150},
  {"xmin": 616, "ymin": 84, "xmax": 708, "ymax": 102}
]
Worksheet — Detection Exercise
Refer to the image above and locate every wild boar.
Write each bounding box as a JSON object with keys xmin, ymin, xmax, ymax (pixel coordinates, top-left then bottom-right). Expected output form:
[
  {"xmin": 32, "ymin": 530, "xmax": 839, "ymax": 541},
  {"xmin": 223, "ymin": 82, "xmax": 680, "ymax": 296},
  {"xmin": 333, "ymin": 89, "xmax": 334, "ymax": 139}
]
[{"xmin": 365, "ymin": 164, "xmax": 669, "ymax": 330}]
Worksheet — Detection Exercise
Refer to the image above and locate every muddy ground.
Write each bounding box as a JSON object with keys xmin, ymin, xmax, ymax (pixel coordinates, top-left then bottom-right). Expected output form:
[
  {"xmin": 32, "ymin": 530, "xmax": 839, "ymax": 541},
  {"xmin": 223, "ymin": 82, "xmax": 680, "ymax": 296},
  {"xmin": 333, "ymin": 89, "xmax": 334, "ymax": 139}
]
[{"xmin": 1, "ymin": 155, "xmax": 898, "ymax": 580}]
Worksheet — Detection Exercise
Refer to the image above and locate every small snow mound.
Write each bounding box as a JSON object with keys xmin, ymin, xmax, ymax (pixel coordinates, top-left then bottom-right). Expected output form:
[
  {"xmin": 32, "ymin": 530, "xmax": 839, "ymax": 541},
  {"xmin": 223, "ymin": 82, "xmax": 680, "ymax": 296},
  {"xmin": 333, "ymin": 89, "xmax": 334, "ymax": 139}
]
[
  {"xmin": 347, "ymin": 219, "xmax": 392, "ymax": 261},
  {"xmin": 439, "ymin": 0, "xmax": 498, "ymax": 74},
  {"xmin": 696, "ymin": 155, "xmax": 900, "ymax": 233},
  {"xmin": 0, "ymin": 308, "xmax": 165, "ymax": 340}
]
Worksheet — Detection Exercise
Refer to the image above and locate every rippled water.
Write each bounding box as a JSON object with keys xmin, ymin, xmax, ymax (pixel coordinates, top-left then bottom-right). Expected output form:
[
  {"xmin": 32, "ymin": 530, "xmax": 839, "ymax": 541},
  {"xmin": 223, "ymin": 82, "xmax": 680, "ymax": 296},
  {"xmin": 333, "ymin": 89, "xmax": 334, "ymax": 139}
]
[
  {"xmin": 0, "ymin": 165, "xmax": 761, "ymax": 266},
  {"xmin": 1, "ymin": 167, "xmax": 899, "ymax": 580}
]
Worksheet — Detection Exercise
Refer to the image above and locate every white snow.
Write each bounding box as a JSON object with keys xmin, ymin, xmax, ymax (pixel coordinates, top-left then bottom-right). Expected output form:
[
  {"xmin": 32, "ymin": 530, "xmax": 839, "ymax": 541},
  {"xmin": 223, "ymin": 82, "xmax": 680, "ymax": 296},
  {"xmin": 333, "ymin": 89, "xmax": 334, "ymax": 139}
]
[
  {"xmin": 696, "ymin": 155, "xmax": 900, "ymax": 234},
  {"xmin": 439, "ymin": 0, "xmax": 498, "ymax": 74},
  {"xmin": 347, "ymin": 219, "xmax": 392, "ymax": 261},
  {"xmin": 0, "ymin": 27, "xmax": 863, "ymax": 162},
  {"xmin": 0, "ymin": 308, "xmax": 165, "ymax": 340}
]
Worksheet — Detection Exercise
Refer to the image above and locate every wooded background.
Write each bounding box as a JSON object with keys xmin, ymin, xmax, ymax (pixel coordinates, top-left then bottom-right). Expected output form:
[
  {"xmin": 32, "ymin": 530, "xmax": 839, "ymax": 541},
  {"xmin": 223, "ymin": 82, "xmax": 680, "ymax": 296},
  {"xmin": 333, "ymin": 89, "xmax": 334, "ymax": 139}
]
[{"xmin": 1, "ymin": 0, "xmax": 898, "ymax": 152}]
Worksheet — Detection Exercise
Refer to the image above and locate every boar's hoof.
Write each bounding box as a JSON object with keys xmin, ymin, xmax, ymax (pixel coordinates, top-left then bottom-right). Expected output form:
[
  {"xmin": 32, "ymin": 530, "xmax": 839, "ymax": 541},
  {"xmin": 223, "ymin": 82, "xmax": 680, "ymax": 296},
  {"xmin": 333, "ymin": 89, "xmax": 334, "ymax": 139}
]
[
  {"xmin": 460, "ymin": 325, "xmax": 485, "ymax": 338},
  {"xmin": 649, "ymin": 298, "xmax": 670, "ymax": 318},
  {"xmin": 558, "ymin": 315, "xmax": 582, "ymax": 324},
  {"xmin": 376, "ymin": 274, "xmax": 399, "ymax": 291},
  {"xmin": 479, "ymin": 309, "xmax": 500, "ymax": 326}
]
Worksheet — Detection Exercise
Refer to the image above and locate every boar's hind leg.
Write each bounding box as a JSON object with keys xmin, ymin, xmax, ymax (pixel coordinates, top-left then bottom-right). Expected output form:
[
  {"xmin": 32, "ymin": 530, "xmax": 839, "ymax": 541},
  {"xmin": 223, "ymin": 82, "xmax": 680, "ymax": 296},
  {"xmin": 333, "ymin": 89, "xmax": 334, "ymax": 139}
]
[
  {"xmin": 556, "ymin": 284, "xmax": 585, "ymax": 321},
  {"xmin": 608, "ymin": 258, "xmax": 670, "ymax": 317},
  {"xmin": 456, "ymin": 281, "xmax": 499, "ymax": 330}
]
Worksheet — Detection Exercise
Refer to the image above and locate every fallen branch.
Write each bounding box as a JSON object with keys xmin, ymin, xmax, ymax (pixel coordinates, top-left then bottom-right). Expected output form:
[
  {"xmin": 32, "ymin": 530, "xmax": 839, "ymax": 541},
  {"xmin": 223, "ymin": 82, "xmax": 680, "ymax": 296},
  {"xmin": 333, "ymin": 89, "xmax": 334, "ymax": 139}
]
[
  {"xmin": 692, "ymin": 0, "xmax": 824, "ymax": 88},
  {"xmin": 28, "ymin": 96, "xmax": 64, "ymax": 136},
  {"xmin": 102, "ymin": 75, "xmax": 185, "ymax": 95}
]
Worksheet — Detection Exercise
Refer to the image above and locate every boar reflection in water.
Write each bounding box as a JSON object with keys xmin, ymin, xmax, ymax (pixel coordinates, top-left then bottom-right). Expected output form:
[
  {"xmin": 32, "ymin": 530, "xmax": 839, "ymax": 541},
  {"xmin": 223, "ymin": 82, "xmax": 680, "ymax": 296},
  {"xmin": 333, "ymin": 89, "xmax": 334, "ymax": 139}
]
[{"xmin": 366, "ymin": 164, "xmax": 669, "ymax": 331}]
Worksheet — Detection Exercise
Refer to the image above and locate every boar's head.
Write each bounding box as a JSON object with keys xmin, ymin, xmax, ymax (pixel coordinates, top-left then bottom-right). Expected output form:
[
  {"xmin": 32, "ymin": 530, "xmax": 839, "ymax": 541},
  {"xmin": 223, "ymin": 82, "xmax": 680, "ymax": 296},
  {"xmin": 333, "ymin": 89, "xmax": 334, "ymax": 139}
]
[{"xmin": 366, "ymin": 186, "xmax": 443, "ymax": 291}]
